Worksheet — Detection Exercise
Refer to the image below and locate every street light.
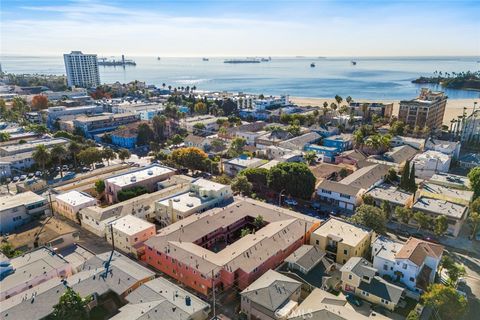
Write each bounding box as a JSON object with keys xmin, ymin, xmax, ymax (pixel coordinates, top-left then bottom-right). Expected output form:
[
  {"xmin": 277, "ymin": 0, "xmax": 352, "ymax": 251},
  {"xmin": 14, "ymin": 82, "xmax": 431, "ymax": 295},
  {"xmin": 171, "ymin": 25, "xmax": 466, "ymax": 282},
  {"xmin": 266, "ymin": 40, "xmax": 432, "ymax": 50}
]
[{"xmin": 278, "ymin": 189, "xmax": 286, "ymax": 207}]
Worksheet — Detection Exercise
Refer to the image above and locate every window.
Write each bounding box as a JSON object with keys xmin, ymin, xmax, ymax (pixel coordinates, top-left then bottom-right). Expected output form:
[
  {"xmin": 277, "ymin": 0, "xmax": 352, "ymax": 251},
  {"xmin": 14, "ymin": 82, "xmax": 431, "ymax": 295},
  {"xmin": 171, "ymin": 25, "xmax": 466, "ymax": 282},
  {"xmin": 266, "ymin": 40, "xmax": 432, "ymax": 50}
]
[
  {"xmin": 348, "ymin": 274, "xmax": 352, "ymax": 280},
  {"xmin": 402, "ymin": 263, "xmax": 407, "ymax": 270},
  {"xmin": 322, "ymin": 189, "xmax": 332, "ymax": 195},
  {"xmin": 340, "ymin": 193, "xmax": 350, "ymax": 199},
  {"xmin": 383, "ymin": 265, "xmax": 388, "ymax": 271},
  {"xmin": 344, "ymin": 249, "xmax": 348, "ymax": 255},
  {"xmin": 316, "ymin": 240, "xmax": 319, "ymax": 245},
  {"xmin": 410, "ymin": 277, "xmax": 415, "ymax": 282}
]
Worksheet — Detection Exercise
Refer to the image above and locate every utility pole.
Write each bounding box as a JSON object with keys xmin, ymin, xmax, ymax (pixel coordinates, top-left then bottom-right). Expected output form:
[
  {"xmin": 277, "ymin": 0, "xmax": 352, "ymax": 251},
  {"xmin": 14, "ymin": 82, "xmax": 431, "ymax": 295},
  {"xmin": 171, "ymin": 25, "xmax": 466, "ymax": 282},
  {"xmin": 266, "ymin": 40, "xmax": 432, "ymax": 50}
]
[{"xmin": 211, "ymin": 270, "xmax": 216, "ymax": 318}]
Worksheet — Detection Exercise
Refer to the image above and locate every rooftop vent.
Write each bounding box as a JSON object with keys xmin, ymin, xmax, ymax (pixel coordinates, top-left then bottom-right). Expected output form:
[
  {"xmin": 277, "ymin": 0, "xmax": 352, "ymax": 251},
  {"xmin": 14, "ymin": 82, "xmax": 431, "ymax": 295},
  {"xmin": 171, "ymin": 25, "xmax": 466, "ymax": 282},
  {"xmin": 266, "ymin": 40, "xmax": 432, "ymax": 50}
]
[
  {"xmin": 130, "ymin": 176, "xmax": 137, "ymax": 182},
  {"xmin": 147, "ymin": 170, "xmax": 153, "ymax": 175}
]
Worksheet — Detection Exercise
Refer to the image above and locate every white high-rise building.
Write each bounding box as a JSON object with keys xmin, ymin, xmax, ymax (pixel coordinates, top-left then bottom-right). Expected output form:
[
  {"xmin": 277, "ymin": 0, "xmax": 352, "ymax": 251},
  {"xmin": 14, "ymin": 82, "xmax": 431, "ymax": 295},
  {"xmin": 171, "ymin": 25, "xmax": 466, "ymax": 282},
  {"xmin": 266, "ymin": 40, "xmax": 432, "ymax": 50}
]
[{"xmin": 63, "ymin": 51, "xmax": 100, "ymax": 88}]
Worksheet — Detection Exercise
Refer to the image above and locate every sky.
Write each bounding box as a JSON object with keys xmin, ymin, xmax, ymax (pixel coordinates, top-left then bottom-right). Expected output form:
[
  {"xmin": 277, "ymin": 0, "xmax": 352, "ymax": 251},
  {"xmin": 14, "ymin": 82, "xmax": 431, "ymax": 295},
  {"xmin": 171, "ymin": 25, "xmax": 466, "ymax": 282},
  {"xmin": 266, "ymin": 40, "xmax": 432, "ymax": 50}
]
[{"xmin": 1, "ymin": 0, "xmax": 479, "ymax": 57}]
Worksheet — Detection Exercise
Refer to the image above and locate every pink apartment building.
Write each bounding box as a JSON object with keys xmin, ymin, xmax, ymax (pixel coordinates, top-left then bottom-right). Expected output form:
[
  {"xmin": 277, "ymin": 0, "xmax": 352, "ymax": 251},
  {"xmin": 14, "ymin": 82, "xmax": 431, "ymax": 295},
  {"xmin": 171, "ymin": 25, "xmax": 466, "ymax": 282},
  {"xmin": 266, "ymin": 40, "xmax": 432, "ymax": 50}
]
[{"xmin": 144, "ymin": 198, "xmax": 320, "ymax": 296}]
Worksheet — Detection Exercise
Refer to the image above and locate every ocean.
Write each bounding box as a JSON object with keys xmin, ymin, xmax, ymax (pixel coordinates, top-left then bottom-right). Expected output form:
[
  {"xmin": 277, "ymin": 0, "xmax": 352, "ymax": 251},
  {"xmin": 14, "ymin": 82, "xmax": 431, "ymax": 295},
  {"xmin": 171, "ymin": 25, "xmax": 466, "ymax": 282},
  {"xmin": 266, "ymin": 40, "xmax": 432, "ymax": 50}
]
[{"xmin": 1, "ymin": 55, "xmax": 479, "ymax": 100}]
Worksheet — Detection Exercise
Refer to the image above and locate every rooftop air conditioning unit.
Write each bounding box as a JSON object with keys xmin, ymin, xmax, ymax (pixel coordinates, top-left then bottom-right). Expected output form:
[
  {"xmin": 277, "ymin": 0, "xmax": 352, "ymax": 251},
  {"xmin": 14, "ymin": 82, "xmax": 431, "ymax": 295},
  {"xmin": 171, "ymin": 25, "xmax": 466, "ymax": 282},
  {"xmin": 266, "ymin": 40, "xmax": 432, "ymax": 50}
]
[{"xmin": 130, "ymin": 176, "xmax": 137, "ymax": 182}]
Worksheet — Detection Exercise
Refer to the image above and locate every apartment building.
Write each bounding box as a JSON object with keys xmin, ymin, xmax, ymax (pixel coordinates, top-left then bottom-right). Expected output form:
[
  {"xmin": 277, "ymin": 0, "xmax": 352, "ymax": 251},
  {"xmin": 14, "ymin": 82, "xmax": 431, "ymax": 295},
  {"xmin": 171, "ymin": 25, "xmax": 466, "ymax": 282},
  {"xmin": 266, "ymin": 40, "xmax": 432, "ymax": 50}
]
[
  {"xmin": 349, "ymin": 102, "xmax": 394, "ymax": 118},
  {"xmin": 223, "ymin": 156, "xmax": 265, "ymax": 176},
  {"xmin": 144, "ymin": 198, "xmax": 320, "ymax": 296},
  {"xmin": 53, "ymin": 190, "xmax": 97, "ymax": 222},
  {"xmin": 310, "ymin": 218, "xmax": 373, "ymax": 264},
  {"xmin": 372, "ymin": 237, "xmax": 443, "ymax": 293},
  {"xmin": 46, "ymin": 105, "xmax": 103, "ymax": 128},
  {"xmin": 0, "ymin": 192, "xmax": 48, "ymax": 234},
  {"xmin": 365, "ymin": 183, "xmax": 413, "ymax": 215},
  {"xmin": 398, "ymin": 88, "xmax": 447, "ymax": 130},
  {"xmin": 0, "ymin": 138, "xmax": 69, "ymax": 157},
  {"xmin": 73, "ymin": 113, "xmax": 140, "ymax": 138},
  {"xmin": 316, "ymin": 164, "xmax": 389, "ymax": 212},
  {"xmin": 155, "ymin": 178, "xmax": 233, "ymax": 226},
  {"xmin": 106, "ymin": 215, "xmax": 156, "ymax": 258},
  {"xmin": 411, "ymin": 150, "xmax": 451, "ymax": 179},
  {"xmin": 461, "ymin": 109, "xmax": 480, "ymax": 144},
  {"xmin": 63, "ymin": 51, "xmax": 101, "ymax": 88},
  {"xmin": 104, "ymin": 164, "xmax": 176, "ymax": 203}
]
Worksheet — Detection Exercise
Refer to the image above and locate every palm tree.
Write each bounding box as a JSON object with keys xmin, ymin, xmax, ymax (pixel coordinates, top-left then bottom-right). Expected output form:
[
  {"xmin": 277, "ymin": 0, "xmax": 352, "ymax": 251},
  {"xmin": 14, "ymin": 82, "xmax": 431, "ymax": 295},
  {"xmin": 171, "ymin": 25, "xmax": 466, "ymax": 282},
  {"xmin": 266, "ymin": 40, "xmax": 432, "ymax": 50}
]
[
  {"xmin": 51, "ymin": 145, "xmax": 67, "ymax": 177},
  {"xmin": 162, "ymin": 83, "xmax": 166, "ymax": 89},
  {"xmin": 32, "ymin": 145, "xmax": 51, "ymax": 175},
  {"xmin": 334, "ymin": 95, "xmax": 343, "ymax": 106},
  {"xmin": 168, "ymin": 85, "xmax": 172, "ymax": 91},
  {"xmin": 68, "ymin": 141, "xmax": 82, "ymax": 168}
]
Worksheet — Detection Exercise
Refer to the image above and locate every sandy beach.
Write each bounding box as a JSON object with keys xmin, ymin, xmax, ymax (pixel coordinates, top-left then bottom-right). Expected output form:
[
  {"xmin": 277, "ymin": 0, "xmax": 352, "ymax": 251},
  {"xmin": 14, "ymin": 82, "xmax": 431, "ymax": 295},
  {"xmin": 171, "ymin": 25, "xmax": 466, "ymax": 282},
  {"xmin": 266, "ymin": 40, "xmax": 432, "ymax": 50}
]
[{"xmin": 291, "ymin": 97, "xmax": 479, "ymax": 126}]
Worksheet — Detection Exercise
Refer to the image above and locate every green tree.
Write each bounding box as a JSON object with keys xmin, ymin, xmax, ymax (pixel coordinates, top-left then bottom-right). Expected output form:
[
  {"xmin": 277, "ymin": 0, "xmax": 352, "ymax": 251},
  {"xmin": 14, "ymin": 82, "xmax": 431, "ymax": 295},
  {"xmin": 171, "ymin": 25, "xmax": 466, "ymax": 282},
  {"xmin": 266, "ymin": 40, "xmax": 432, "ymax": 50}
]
[
  {"xmin": 400, "ymin": 160, "xmax": 411, "ymax": 190},
  {"xmin": 77, "ymin": 147, "xmax": 102, "ymax": 168},
  {"xmin": 381, "ymin": 200, "xmax": 391, "ymax": 219},
  {"xmin": 362, "ymin": 194, "xmax": 375, "ymax": 205},
  {"xmin": 468, "ymin": 166, "xmax": 480, "ymax": 200},
  {"xmin": 137, "ymin": 123, "xmax": 155, "ymax": 146},
  {"xmin": 254, "ymin": 215, "xmax": 264, "ymax": 229},
  {"xmin": 268, "ymin": 162, "xmax": 316, "ymax": 200},
  {"xmin": 240, "ymin": 167, "xmax": 269, "ymax": 187},
  {"xmin": 413, "ymin": 211, "xmax": 432, "ymax": 230},
  {"xmin": 51, "ymin": 145, "xmax": 68, "ymax": 177},
  {"xmin": 94, "ymin": 180, "xmax": 105, "ymax": 194},
  {"xmin": 102, "ymin": 147, "xmax": 117, "ymax": 166},
  {"xmin": 395, "ymin": 206, "xmax": 412, "ymax": 224},
  {"xmin": 0, "ymin": 132, "xmax": 10, "ymax": 142},
  {"xmin": 68, "ymin": 141, "xmax": 83, "ymax": 168},
  {"xmin": 213, "ymin": 174, "xmax": 232, "ymax": 185},
  {"xmin": 446, "ymin": 263, "xmax": 466, "ymax": 285},
  {"xmin": 231, "ymin": 175, "xmax": 252, "ymax": 196},
  {"xmin": 334, "ymin": 94, "xmax": 343, "ymax": 106},
  {"xmin": 118, "ymin": 186, "xmax": 148, "ymax": 202},
  {"xmin": 349, "ymin": 204, "xmax": 387, "ymax": 234},
  {"xmin": 471, "ymin": 198, "xmax": 480, "ymax": 215},
  {"xmin": 468, "ymin": 211, "xmax": 480, "ymax": 237},
  {"xmin": 434, "ymin": 215, "xmax": 448, "ymax": 236},
  {"xmin": 339, "ymin": 167, "xmax": 349, "ymax": 179},
  {"xmin": 152, "ymin": 115, "xmax": 166, "ymax": 141},
  {"xmin": 194, "ymin": 101, "xmax": 207, "ymax": 114},
  {"xmin": 117, "ymin": 148, "xmax": 131, "ymax": 162},
  {"xmin": 0, "ymin": 242, "xmax": 23, "ymax": 258},
  {"xmin": 303, "ymin": 151, "xmax": 317, "ymax": 165},
  {"xmin": 422, "ymin": 284, "xmax": 467, "ymax": 319},
  {"xmin": 408, "ymin": 163, "xmax": 417, "ymax": 192},
  {"xmin": 228, "ymin": 137, "xmax": 247, "ymax": 158},
  {"xmin": 50, "ymin": 287, "xmax": 87, "ymax": 320},
  {"xmin": 32, "ymin": 144, "xmax": 51, "ymax": 173},
  {"xmin": 240, "ymin": 228, "xmax": 251, "ymax": 237},
  {"xmin": 385, "ymin": 167, "xmax": 398, "ymax": 183},
  {"xmin": 406, "ymin": 310, "xmax": 420, "ymax": 320},
  {"xmin": 170, "ymin": 147, "xmax": 208, "ymax": 171}
]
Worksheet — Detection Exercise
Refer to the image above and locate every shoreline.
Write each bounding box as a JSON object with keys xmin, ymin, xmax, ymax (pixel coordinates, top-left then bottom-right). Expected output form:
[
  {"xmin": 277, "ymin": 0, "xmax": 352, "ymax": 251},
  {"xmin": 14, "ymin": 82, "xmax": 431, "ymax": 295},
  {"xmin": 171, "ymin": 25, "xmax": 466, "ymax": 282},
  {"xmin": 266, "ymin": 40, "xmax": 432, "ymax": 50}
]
[{"xmin": 290, "ymin": 97, "xmax": 479, "ymax": 126}]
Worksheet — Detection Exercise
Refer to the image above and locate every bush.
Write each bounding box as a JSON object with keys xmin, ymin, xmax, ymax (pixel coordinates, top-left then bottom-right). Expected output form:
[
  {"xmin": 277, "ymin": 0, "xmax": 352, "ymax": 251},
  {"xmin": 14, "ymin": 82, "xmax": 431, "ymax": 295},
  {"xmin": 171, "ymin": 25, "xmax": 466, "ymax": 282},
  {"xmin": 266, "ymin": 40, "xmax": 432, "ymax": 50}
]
[{"xmin": 117, "ymin": 186, "xmax": 148, "ymax": 202}]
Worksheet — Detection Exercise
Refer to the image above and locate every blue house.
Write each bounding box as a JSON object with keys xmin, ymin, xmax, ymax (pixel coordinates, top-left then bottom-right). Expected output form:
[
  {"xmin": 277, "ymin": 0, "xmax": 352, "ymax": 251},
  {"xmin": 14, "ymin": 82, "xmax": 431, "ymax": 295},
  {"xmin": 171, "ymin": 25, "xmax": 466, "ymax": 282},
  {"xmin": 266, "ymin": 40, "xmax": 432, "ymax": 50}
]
[
  {"xmin": 111, "ymin": 131, "xmax": 137, "ymax": 149},
  {"xmin": 304, "ymin": 144, "xmax": 339, "ymax": 163},
  {"xmin": 323, "ymin": 134, "xmax": 353, "ymax": 152}
]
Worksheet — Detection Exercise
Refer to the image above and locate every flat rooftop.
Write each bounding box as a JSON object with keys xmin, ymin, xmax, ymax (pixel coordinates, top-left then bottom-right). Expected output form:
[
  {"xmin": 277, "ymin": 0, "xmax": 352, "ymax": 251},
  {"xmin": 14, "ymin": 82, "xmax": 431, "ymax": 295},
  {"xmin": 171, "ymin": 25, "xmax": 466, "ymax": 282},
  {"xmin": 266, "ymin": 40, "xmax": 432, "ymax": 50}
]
[
  {"xmin": 0, "ymin": 247, "xmax": 69, "ymax": 296},
  {"xmin": 366, "ymin": 183, "xmax": 412, "ymax": 205},
  {"xmin": 413, "ymin": 197, "xmax": 467, "ymax": 220},
  {"xmin": 226, "ymin": 157, "xmax": 264, "ymax": 167},
  {"xmin": 0, "ymin": 138, "xmax": 68, "ymax": 154},
  {"xmin": 111, "ymin": 214, "xmax": 155, "ymax": 236},
  {"xmin": 429, "ymin": 173, "xmax": 470, "ymax": 189},
  {"xmin": 146, "ymin": 198, "xmax": 318, "ymax": 275},
  {"xmin": 0, "ymin": 191, "xmax": 45, "ymax": 211},
  {"xmin": 192, "ymin": 178, "xmax": 228, "ymax": 192},
  {"xmin": 158, "ymin": 192, "xmax": 210, "ymax": 213},
  {"xmin": 313, "ymin": 218, "xmax": 371, "ymax": 247},
  {"xmin": 55, "ymin": 190, "xmax": 96, "ymax": 207},
  {"xmin": 105, "ymin": 164, "xmax": 175, "ymax": 188},
  {"xmin": 372, "ymin": 236, "xmax": 404, "ymax": 262},
  {"xmin": 421, "ymin": 182, "xmax": 473, "ymax": 203}
]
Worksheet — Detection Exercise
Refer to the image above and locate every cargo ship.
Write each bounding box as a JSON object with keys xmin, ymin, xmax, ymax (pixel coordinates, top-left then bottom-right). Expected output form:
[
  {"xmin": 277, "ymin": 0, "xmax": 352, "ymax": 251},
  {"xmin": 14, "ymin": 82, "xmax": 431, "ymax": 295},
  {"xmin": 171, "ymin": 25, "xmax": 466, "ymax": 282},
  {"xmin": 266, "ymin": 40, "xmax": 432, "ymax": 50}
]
[{"xmin": 224, "ymin": 58, "xmax": 260, "ymax": 64}]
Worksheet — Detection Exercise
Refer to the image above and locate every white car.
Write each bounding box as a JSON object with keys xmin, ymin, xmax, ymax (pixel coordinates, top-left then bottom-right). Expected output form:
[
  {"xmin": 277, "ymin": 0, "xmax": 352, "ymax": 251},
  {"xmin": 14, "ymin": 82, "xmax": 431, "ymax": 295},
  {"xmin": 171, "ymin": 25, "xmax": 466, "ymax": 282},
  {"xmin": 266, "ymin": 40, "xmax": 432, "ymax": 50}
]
[{"xmin": 285, "ymin": 199, "xmax": 298, "ymax": 206}]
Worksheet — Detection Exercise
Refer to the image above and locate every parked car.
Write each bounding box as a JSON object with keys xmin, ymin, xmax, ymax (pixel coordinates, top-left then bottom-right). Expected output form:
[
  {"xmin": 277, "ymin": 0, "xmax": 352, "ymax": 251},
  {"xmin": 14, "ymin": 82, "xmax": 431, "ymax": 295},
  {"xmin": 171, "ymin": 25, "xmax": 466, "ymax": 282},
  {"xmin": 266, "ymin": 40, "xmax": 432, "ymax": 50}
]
[
  {"xmin": 27, "ymin": 173, "xmax": 34, "ymax": 178},
  {"xmin": 19, "ymin": 175, "xmax": 27, "ymax": 181},
  {"xmin": 62, "ymin": 165, "xmax": 69, "ymax": 171},
  {"xmin": 12, "ymin": 176, "xmax": 19, "ymax": 182},
  {"xmin": 55, "ymin": 167, "xmax": 61, "ymax": 172},
  {"xmin": 346, "ymin": 293, "xmax": 363, "ymax": 307},
  {"xmin": 82, "ymin": 167, "xmax": 91, "ymax": 172},
  {"xmin": 35, "ymin": 171, "xmax": 42, "ymax": 177},
  {"xmin": 284, "ymin": 199, "xmax": 298, "ymax": 206},
  {"xmin": 95, "ymin": 163, "xmax": 105, "ymax": 169}
]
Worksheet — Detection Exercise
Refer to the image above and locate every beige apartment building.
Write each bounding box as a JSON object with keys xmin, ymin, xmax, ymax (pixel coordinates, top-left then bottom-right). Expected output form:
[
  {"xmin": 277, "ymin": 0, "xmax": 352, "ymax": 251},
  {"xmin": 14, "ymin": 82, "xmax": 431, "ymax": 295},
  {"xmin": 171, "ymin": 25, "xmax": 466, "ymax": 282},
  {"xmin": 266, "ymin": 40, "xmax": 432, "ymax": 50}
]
[
  {"xmin": 310, "ymin": 218, "xmax": 373, "ymax": 264},
  {"xmin": 398, "ymin": 88, "xmax": 447, "ymax": 131}
]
